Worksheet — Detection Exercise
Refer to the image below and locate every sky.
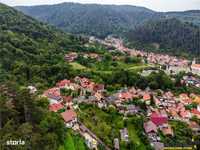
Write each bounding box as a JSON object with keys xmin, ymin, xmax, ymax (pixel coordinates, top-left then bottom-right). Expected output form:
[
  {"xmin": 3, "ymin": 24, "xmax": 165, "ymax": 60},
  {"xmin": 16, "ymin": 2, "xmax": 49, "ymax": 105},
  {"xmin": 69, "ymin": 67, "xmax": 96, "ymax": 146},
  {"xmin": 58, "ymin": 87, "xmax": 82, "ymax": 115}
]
[{"xmin": 0, "ymin": 0, "xmax": 200, "ymax": 12}]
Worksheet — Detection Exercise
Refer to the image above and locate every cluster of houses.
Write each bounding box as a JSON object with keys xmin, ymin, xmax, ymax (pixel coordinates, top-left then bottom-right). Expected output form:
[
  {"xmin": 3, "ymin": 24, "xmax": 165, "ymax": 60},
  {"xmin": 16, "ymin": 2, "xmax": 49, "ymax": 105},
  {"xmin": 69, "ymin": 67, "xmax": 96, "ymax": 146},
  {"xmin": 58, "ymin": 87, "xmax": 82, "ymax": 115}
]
[
  {"xmin": 42, "ymin": 77, "xmax": 106, "ymax": 149},
  {"xmin": 143, "ymin": 110, "xmax": 172, "ymax": 150},
  {"xmin": 106, "ymin": 87, "xmax": 151, "ymax": 106},
  {"xmin": 100, "ymin": 36, "xmax": 189, "ymax": 66},
  {"xmin": 105, "ymin": 86, "xmax": 200, "ymax": 122},
  {"xmin": 105, "ymin": 87, "xmax": 200, "ymax": 149},
  {"xmin": 153, "ymin": 92, "xmax": 200, "ymax": 121},
  {"xmin": 93, "ymin": 36, "xmax": 200, "ymax": 76},
  {"xmin": 65, "ymin": 52, "xmax": 102, "ymax": 62},
  {"xmin": 40, "ymin": 74, "xmax": 200, "ymax": 149},
  {"xmin": 43, "ymin": 76, "xmax": 105, "ymax": 123}
]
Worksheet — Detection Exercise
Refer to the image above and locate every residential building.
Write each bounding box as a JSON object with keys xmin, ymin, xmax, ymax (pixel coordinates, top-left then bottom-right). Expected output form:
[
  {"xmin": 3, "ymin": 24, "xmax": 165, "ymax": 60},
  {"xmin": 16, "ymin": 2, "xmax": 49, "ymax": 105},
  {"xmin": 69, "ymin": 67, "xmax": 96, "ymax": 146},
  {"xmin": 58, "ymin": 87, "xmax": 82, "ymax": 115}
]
[
  {"xmin": 61, "ymin": 109, "xmax": 77, "ymax": 128},
  {"xmin": 150, "ymin": 112, "xmax": 168, "ymax": 126},
  {"xmin": 189, "ymin": 121, "xmax": 200, "ymax": 135},
  {"xmin": 83, "ymin": 133, "xmax": 98, "ymax": 150},
  {"xmin": 144, "ymin": 121, "xmax": 158, "ymax": 133},
  {"xmin": 114, "ymin": 138, "xmax": 120, "ymax": 150},
  {"xmin": 120, "ymin": 128, "xmax": 129, "ymax": 142},
  {"xmin": 49, "ymin": 103, "xmax": 64, "ymax": 112}
]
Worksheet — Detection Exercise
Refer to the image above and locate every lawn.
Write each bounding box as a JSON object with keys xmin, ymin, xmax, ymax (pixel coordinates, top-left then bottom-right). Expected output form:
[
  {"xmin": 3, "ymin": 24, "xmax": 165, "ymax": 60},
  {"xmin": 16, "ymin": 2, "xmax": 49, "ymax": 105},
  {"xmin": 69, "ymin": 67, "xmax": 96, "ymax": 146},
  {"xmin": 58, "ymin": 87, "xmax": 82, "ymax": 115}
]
[
  {"xmin": 126, "ymin": 63, "xmax": 155, "ymax": 72},
  {"xmin": 78, "ymin": 104, "xmax": 124, "ymax": 147},
  {"xmin": 69, "ymin": 62, "xmax": 87, "ymax": 70},
  {"xmin": 59, "ymin": 129, "xmax": 88, "ymax": 150},
  {"xmin": 78, "ymin": 104, "xmax": 152, "ymax": 150},
  {"xmin": 126, "ymin": 119, "xmax": 149, "ymax": 150}
]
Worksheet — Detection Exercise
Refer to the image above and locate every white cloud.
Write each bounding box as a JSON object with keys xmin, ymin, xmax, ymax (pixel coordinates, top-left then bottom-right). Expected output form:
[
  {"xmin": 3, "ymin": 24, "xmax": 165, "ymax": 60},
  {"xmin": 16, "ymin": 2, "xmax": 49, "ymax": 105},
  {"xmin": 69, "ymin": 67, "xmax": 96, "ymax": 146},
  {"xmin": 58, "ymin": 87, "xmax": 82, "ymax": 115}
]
[{"xmin": 0, "ymin": 0, "xmax": 200, "ymax": 11}]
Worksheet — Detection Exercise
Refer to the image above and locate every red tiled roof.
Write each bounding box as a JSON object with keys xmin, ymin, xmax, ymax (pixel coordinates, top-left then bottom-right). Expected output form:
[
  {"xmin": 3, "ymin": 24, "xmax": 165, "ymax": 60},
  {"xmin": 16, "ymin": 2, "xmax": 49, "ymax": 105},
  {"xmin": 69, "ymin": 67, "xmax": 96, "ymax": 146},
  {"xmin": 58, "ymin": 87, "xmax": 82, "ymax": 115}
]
[
  {"xmin": 119, "ymin": 92, "xmax": 133, "ymax": 100},
  {"xmin": 63, "ymin": 96, "xmax": 72, "ymax": 103},
  {"xmin": 44, "ymin": 88, "xmax": 61, "ymax": 98},
  {"xmin": 179, "ymin": 93, "xmax": 189, "ymax": 99},
  {"xmin": 143, "ymin": 94, "xmax": 151, "ymax": 101},
  {"xmin": 93, "ymin": 84, "xmax": 104, "ymax": 91},
  {"xmin": 56, "ymin": 79, "xmax": 71, "ymax": 87},
  {"xmin": 49, "ymin": 103, "xmax": 64, "ymax": 112},
  {"xmin": 151, "ymin": 112, "xmax": 168, "ymax": 126},
  {"xmin": 179, "ymin": 110, "xmax": 190, "ymax": 118},
  {"xmin": 61, "ymin": 109, "xmax": 77, "ymax": 123},
  {"xmin": 191, "ymin": 64, "xmax": 200, "ymax": 68},
  {"xmin": 191, "ymin": 109, "xmax": 200, "ymax": 117},
  {"xmin": 189, "ymin": 121, "xmax": 200, "ymax": 129}
]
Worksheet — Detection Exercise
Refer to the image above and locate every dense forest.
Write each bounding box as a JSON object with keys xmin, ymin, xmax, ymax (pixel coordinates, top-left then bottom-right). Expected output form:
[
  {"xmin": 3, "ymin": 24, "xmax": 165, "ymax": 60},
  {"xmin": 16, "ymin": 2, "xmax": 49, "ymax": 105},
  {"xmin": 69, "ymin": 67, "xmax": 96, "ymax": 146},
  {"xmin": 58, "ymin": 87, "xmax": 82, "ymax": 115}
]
[
  {"xmin": 0, "ymin": 3, "xmax": 86, "ymax": 149},
  {"xmin": 165, "ymin": 10, "xmax": 200, "ymax": 26},
  {"xmin": 127, "ymin": 18, "xmax": 200, "ymax": 55},
  {"xmin": 16, "ymin": 2, "xmax": 200, "ymax": 39},
  {"xmin": 16, "ymin": 2, "xmax": 161, "ymax": 38},
  {"xmin": 0, "ymin": 3, "xmax": 88, "ymax": 87},
  {"xmin": 16, "ymin": 3, "xmax": 200, "ymax": 55}
]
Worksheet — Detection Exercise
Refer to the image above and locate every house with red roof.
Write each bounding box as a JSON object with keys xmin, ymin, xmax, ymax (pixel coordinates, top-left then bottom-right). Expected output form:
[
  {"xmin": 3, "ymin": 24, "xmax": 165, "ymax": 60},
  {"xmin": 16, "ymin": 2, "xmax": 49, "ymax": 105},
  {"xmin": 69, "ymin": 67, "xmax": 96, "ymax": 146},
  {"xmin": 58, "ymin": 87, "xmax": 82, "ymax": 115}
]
[
  {"xmin": 61, "ymin": 109, "xmax": 77, "ymax": 128},
  {"xmin": 151, "ymin": 112, "xmax": 168, "ymax": 126},
  {"xmin": 143, "ymin": 121, "xmax": 157, "ymax": 133},
  {"xmin": 179, "ymin": 93, "xmax": 192, "ymax": 105},
  {"xmin": 179, "ymin": 110, "xmax": 191, "ymax": 120},
  {"xmin": 118, "ymin": 92, "xmax": 133, "ymax": 101},
  {"xmin": 56, "ymin": 79, "xmax": 71, "ymax": 88},
  {"xmin": 93, "ymin": 84, "xmax": 104, "ymax": 92},
  {"xmin": 43, "ymin": 88, "xmax": 62, "ymax": 104},
  {"xmin": 191, "ymin": 109, "xmax": 200, "ymax": 119},
  {"xmin": 189, "ymin": 121, "xmax": 200, "ymax": 135},
  {"xmin": 49, "ymin": 103, "xmax": 64, "ymax": 112},
  {"xmin": 142, "ymin": 93, "xmax": 151, "ymax": 105}
]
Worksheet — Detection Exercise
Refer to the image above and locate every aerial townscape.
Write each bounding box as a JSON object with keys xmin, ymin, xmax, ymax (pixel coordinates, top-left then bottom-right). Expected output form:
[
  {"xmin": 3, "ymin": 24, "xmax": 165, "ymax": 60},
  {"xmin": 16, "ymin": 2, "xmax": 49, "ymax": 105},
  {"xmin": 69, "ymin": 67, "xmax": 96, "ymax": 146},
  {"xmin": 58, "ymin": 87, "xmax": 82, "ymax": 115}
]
[{"xmin": 0, "ymin": 1, "xmax": 200, "ymax": 150}]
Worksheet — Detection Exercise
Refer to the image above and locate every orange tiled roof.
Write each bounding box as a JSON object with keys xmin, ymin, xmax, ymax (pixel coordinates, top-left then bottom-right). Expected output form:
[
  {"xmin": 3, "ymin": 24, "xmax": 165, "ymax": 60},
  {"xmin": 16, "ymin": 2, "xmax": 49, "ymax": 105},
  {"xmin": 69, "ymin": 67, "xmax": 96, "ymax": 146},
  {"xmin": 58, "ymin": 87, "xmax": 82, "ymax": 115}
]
[
  {"xmin": 194, "ymin": 96, "xmax": 200, "ymax": 104},
  {"xmin": 61, "ymin": 109, "xmax": 77, "ymax": 123},
  {"xmin": 143, "ymin": 94, "xmax": 151, "ymax": 101},
  {"xmin": 191, "ymin": 64, "xmax": 200, "ymax": 68}
]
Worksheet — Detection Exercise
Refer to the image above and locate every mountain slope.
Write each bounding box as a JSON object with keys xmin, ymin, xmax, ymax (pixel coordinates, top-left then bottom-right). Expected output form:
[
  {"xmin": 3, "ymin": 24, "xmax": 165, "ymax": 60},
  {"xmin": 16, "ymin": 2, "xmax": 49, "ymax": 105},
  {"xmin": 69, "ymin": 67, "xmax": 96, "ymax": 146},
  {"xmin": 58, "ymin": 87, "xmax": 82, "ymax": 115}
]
[
  {"xmin": 127, "ymin": 18, "xmax": 200, "ymax": 55},
  {"xmin": 0, "ymin": 3, "xmax": 80, "ymax": 150},
  {"xmin": 16, "ymin": 2, "xmax": 161, "ymax": 38},
  {"xmin": 16, "ymin": 3, "xmax": 200, "ymax": 39},
  {"xmin": 165, "ymin": 10, "xmax": 200, "ymax": 26},
  {"xmin": 0, "ymin": 3, "xmax": 85, "ymax": 86}
]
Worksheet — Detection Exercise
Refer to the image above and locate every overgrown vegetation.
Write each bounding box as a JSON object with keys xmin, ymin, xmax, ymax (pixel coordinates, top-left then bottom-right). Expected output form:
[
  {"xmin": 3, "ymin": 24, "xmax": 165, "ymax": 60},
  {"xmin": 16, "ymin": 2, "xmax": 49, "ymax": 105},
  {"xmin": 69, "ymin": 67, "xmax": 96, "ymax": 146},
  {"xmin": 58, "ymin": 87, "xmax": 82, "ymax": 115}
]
[{"xmin": 78, "ymin": 104, "xmax": 152, "ymax": 150}]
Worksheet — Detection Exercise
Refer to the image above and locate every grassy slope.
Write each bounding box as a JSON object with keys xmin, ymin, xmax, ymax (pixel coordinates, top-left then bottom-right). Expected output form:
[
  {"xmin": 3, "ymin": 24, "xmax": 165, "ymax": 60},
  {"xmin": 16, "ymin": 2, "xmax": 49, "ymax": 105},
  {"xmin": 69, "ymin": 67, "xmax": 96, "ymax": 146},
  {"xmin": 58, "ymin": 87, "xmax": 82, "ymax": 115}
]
[
  {"xmin": 59, "ymin": 130, "xmax": 88, "ymax": 150},
  {"xmin": 78, "ymin": 104, "xmax": 149, "ymax": 149}
]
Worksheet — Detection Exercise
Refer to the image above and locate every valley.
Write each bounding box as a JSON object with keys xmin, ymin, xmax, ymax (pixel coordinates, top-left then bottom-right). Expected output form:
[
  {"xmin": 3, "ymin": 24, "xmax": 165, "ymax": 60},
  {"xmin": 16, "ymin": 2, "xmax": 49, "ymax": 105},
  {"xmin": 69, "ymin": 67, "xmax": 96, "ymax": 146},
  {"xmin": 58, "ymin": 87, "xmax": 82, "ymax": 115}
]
[{"xmin": 0, "ymin": 2, "xmax": 200, "ymax": 150}]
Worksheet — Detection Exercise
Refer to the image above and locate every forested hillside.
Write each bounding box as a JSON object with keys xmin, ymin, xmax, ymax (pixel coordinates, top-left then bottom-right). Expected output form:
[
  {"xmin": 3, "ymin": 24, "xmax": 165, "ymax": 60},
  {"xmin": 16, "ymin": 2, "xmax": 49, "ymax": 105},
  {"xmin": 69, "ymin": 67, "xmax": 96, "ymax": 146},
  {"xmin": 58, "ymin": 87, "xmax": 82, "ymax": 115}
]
[
  {"xmin": 165, "ymin": 10, "xmax": 200, "ymax": 26},
  {"xmin": 127, "ymin": 18, "xmax": 200, "ymax": 55},
  {"xmin": 0, "ymin": 3, "xmax": 87, "ymax": 87},
  {"xmin": 16, "ymin": 2, "xmax": 161, "ymax": 38},
  {"xmin": 16, "ymin": 2, "xmax": 200, "ymax": 39},
  {"xmin": 0, "ymin": 3, "xmax": 86, "ymax": 149}
]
